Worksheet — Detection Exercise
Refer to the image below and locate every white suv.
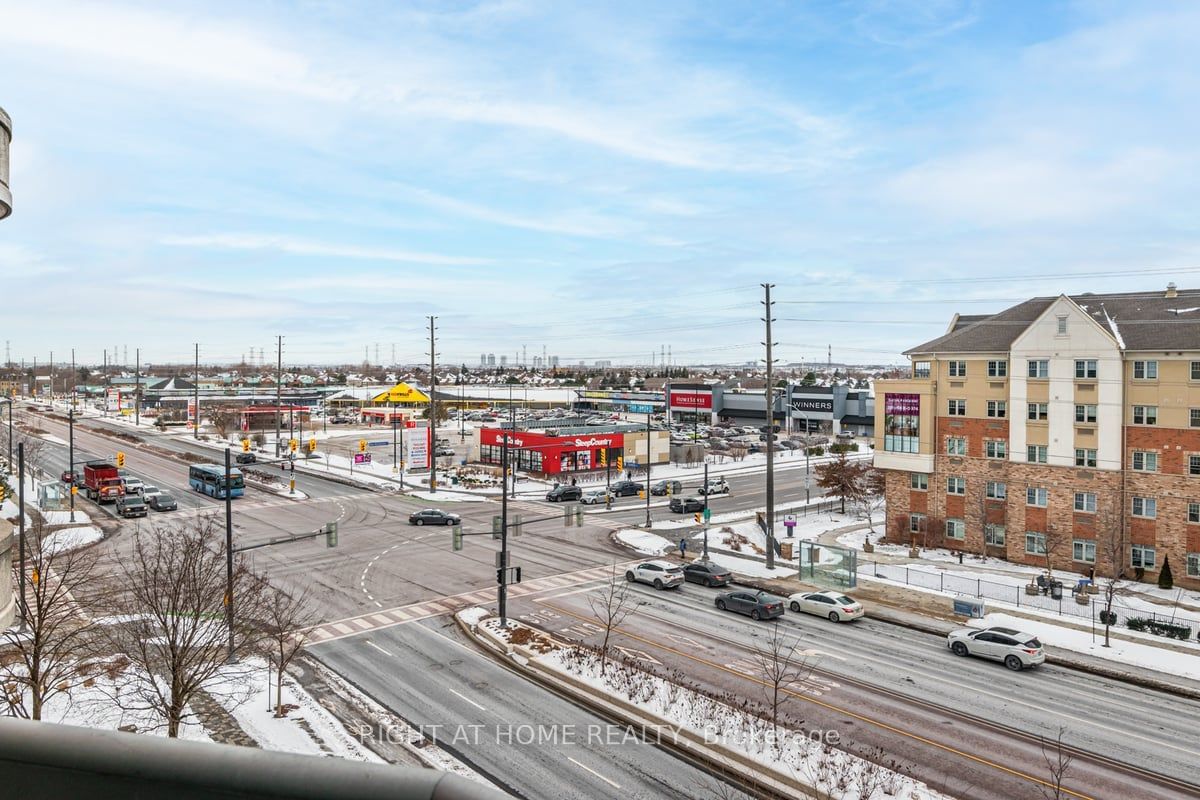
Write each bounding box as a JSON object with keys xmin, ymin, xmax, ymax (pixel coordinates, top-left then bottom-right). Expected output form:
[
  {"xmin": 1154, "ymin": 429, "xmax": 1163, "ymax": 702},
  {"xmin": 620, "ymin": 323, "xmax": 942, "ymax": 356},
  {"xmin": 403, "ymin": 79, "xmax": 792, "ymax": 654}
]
[
  {"xmin": 698, "ymin": 477, "xmax": 730, "ymax": 496},
  {"xmin": 947, "ymin": 626, "xmax": 1045, "ymax": 670},
  {"xmin": 625, "ymin": 560, "xmax": 684, "ymax": 590}
]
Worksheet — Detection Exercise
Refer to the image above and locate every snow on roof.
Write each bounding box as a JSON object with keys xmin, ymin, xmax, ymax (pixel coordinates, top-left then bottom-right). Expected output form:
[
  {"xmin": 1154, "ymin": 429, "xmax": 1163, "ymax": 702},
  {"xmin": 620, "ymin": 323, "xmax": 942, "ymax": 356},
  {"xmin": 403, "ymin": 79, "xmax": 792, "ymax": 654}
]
[{"xmin": 1101, "ymin": 305, "xmax": 1125, "ymax": 349}]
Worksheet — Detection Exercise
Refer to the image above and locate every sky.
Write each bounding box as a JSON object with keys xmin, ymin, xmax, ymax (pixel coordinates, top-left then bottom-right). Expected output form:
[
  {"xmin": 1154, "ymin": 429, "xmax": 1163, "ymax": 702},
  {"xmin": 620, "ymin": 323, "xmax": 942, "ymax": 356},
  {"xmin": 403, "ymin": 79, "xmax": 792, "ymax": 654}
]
[{"xmin": 1, "ymin": 0, "xmax": 1198, "ymax": 369}]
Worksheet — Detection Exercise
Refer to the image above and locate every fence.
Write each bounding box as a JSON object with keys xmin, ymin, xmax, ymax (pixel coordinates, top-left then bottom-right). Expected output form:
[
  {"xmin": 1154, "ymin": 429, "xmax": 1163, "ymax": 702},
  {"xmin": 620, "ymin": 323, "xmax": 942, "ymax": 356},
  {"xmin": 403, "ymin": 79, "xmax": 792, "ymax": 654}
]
[{"xmin": 860, "ymin": 560, "xmax": 1197, "ymax": 639}]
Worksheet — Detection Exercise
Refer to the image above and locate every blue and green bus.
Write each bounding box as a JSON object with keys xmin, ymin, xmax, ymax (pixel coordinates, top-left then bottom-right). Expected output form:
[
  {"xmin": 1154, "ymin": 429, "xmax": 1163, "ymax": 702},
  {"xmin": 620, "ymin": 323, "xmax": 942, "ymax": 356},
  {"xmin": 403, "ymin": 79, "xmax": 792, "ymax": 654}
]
[{"xmin": 188, "ymin": 464, "xmax": 245, "ymax": 499}]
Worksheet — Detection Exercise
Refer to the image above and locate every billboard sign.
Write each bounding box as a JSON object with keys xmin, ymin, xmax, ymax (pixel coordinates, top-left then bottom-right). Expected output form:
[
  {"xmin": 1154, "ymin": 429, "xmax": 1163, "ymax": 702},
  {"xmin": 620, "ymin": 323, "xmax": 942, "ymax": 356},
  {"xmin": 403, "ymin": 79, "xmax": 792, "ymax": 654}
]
[
  {"xmin": 669, "ymin": 390, "xmax": 713, "ymax": 411},
  {"xmin": 790, "ymin": 397, "xmax": 833, "ymax": 414},
  {"xmin": 407, "ymin": 427, "xmax": 431, "ymax": 470},
  {"xmin": 884, "ymin": 393, "xmax": 920, "ymax": 415}
]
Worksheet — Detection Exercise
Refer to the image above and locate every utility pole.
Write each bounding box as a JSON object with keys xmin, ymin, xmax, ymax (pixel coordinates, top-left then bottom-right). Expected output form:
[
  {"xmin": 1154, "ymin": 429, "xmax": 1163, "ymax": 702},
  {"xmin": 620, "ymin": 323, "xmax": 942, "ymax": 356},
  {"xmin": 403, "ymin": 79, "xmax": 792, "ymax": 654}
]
[
  {"xmin": 428, "ymin": 316, "xmax": 438, "ymax": 493},
  {"xmin": 134, "ymin": 348, "xmax": 140, "ymax": 427},
  {"xmin": 275, "ymin": 336, "xmax": 283, "ymax": 457},
  {"xmin": 762, "ymin": 282, "xmax": 777, "ymax": 570},
  {"xmin": 68, "ymin": 404, "xmax": 75, "ymax": 523},
  {"xmin": 17, "ymin": 442, "xmax": 26, "ymax": 632},
  {"xmin": 644, "ymin": 412, "xmax": 652, "ymax": 528},
  {"xmin": 224, "ymin": 447, "xmax": 235, "ymax": 661},
  {"xmin": 193, "ymin": 343, "xmax": 200, "ymax": 439},
  {"xmin": 702, "ymin": 460, "xmax": 710, "ymax": 560},
  {"xmin": 499, "ymin": 419, "xmax": 509, "ymax": 625}
]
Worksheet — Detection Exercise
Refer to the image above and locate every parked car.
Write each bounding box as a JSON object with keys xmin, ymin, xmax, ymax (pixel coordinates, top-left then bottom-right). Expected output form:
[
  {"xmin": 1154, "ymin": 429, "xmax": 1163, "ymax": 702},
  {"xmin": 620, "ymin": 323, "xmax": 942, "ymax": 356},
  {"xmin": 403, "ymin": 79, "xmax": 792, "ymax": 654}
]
[
  {"xmin": 235, "ymin": 452, "xmax": 257, "ymax": 464},
  {"xmin": 147, "ymin": 492, "xmax": 178, "ymax": 512},
  {"xmin": 408, "ymin": 508, "xmax": 461, "ymax": 526},
  {"xmin": 435, "ymin": 447, "xmax": 456, "ymax": 457},
  {"xmin": 115, "ymin": 494, "xmax": 148, "ymax": 518},
  {"xmin": 683, "ymin": 561, "xmax": 732, "ymax": 587},
  {"xmin": 546, "ymin": 485, "xmax": 583, "ymax": 502},
  {"xmin": 787, "ymin": 590, "xmax": 865, "ymax": 622},
  {"xmin": 714, "ymin": 589, "xmax": 784, "ymax": 620},
  {"xmin": 624, "ymin": 560, "xmax": 684, "ymax": 590},
  {"xmin": 580, "ymin": 489, "xmax": 612, "ymax": 505},
  {"xmin": 668, "ymin": 496, "xmax": 705, "ymax": 514},
  {"xmin": 651, "ymin": 480, "xmax": 683, "ymax": 496},
  {"xmin": 697, "ymin": 477, "xmax": 730, "ymax": 496},
  {"xmin": 61, "ymin": 470, "xmax": 79, "ymax": 484},
  {"xmin": 947, "ymin": 626, "xmax": 1045, "ymax": 671},
  {"xmin": 610, "ymin": 480, "xmax": 643, "ymax": 497}
]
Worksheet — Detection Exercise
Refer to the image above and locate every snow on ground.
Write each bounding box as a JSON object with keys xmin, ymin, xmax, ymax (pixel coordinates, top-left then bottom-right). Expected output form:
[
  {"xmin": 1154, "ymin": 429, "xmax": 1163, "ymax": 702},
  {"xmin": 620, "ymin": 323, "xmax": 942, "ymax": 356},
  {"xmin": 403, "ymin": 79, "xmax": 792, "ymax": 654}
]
[
  {"xmin": 540, "ymin": 646, "xmax": 948, "ymax": 800},
  {"xmin": 457, "ymin": 606, "xmax": 492, "ymax": 627},
  {"xmin": 616, "ymin": 529, "xmax": 675, "ymax": 556},
  {"xmin": 42, "ymin": 508, "xmax": 93, "ymax": 524},
  {"xmin": 1, "ymin": 499, "xmax": 32, "ymax": 526},
  {"xmin": 969, "ymin": 612, "xmax": 1200, "ymax": 682},
  {"xmin": 42, "ymin": 525, "xmax": 104, "ymax": 554},
  {"xmin": 403, "ymin": 489, "xmax": 487, "ymax": 503}
]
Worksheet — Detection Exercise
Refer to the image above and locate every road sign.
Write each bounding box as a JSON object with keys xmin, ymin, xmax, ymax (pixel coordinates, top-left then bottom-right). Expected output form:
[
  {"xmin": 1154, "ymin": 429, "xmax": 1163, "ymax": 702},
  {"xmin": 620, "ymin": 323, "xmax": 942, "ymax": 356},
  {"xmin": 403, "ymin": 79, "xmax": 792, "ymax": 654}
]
[
  {"xmin": 353, "ymin": 453, "xmax": 372, "ymax": 464},
  {"xmin": 367, "ymin": 440, "xmax": 388, "ymax": 447}
]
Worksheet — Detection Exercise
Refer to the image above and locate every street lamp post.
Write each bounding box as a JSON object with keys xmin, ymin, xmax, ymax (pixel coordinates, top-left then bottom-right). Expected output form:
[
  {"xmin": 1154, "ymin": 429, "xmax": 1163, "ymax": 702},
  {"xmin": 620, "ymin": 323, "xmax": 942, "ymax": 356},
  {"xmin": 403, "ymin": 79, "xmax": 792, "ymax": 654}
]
[
  {"xmin": 644, "ymin": 412, "xmax": 652, "ymax": 528},
  {"xmin": 17, "ymin": 442, "xmax": 26, "ymax": 633},
  {"xmin": 68, "ymin": 406, "xmax": 75, "ymax": 522},
  {"xmin": 4, "ymin": 398, "xmax": 11, "ymax": 475},
  {"xmin": 797, "ymin": 410, "xmax": 811, "ymax": 504}
]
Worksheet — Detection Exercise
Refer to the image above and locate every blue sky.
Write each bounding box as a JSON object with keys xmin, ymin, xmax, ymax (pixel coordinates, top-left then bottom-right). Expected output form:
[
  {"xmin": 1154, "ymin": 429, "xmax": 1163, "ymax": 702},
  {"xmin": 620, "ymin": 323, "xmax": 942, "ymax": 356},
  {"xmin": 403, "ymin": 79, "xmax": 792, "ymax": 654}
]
[{"xmin": 1, "ymin": 0, "xmax": 1197, "ymax": 368}]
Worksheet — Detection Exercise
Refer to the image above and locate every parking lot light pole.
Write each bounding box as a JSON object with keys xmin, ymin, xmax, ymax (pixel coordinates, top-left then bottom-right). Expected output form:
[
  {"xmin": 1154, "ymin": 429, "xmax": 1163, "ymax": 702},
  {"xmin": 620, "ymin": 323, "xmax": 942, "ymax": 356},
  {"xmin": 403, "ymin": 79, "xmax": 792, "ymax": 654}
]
[
  {"xmin": 5, "ymin": 398, "xmax": 12, "ymax": 475},
  {"xmin": 798, "ymin": 410, "xmax": 811, "ymax": 504}
]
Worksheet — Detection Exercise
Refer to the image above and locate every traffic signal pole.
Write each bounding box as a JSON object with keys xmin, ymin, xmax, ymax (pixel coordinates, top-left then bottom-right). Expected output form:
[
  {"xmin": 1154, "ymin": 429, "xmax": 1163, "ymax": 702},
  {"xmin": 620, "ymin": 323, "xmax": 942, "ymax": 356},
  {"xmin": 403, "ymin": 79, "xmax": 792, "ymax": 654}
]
[
  {"xmin": 224, "ymin": 447, "xmax": 235, "ymax": 661},
  {"xmin": 498, "ymin": 424, "xmax": 509, "ymax": 626},
  {"xmin": 702, "ymin": 461, "xmax": 709, "ymax": 560}
]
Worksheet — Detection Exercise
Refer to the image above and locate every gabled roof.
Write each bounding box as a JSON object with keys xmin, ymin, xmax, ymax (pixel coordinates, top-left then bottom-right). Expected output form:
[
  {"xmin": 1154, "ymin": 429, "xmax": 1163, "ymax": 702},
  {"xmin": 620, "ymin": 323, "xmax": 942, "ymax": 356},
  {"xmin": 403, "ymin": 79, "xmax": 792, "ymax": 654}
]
[{"xmin": 906, "ymin": 288, "xmax": 1200, "ymax": 355}]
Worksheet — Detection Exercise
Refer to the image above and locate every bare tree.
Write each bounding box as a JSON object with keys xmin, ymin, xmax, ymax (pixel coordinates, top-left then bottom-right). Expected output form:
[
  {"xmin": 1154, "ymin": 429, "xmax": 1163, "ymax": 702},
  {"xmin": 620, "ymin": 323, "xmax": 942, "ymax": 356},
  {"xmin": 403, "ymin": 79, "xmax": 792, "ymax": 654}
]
[
  {"xmin": 1039, "ymin": 726, "xmax": 1075, "ymax": 800},
  {"xmin": 1095, "ymin": 498, "xmax": 1125, "ymax": 647},
  {"xmin": 855, "ymin": 468, "xmax": 886, "ymax": 533},
  {"xmin": 750, "ymin": 624, "xmax": 813, "ymax": 746},
  {"xmin": 588, "ymin": 565, "xmax": 639, "ymax": 677},
  {"xmin": 99, "ymin": 516, "xmax": 267, "ymax": 737},
  {"xmin": 255, "ymin": 580, "xmax": 316, "ymax": 716},
  {"xmin": 1041, "ymin": 521, "xmax": 1070, "ymax": 578},
  {"xmin": 208, "ymin": 407, "xmax": 239, "ymax": 439},
  {"xmin": 0, "ymin": 519, "xmax": 104, "ymax": 719}
]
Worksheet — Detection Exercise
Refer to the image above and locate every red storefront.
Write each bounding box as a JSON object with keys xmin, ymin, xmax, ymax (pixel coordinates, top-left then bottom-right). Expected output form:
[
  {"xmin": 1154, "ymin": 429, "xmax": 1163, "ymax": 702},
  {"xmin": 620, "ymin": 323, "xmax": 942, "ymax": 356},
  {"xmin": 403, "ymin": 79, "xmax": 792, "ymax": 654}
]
[{"xmin": 478, "ymin": 428, "xmax": 625, "ymax": 476}]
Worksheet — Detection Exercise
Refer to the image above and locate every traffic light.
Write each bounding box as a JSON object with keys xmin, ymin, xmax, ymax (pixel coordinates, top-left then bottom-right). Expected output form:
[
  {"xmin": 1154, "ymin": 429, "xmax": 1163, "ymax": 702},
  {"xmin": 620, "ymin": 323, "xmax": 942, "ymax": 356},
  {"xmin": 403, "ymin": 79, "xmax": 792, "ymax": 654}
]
[
  {"xmin": 325, "ymin": 521, "xmax": 338, "ymax": 548},
  {"xmin": 563, "ymin": 505, "xmax": 572, "ymax": 527},
  {"xmin": 0, "ymin": 486, "xmax": 5, "ymax": 503},
  {"xmin": 308, "ymin": 438, "xmax": 317, "ymax": 452},
  {"xmin": 116, "ymin": 451, "xmax": 125, "ymax": 468},
  {"xmin": 694, "ymin": 512, "xmax": 702, "ymax": 524},
  {"xmin": 289, "ymin": 438, "xmax": 298, "ymax": 453},
  {"xmin": 616, "ymin": 456, "xmax": 624, "ymax": 472},
  {"xmin": 575, "ymin": 507, "xmax": 584, "ymax": 527},
  {"xmin": 358, "ymin": 439, "xmax": 367, "ymax": 453},
  {"xmin": 241, "ymin": 439, "xmax": 251, "ymax": 453},
  {"xmin": 598, "ymin": 448, "xmax": 607, "ymax": 467},
  {"xmin": 496, "ymin": 567, "xmax": 505, "ymax": 584},
  {"xmin": 513, "ymin": 513, "xmax": 523, "ymax": 537},
  {"xmin": 452, "ymin": 528, "xmax": 463, "ymax": 551},
  {"xmin": 492, "ymin": 515, "xmax": 502, "ymax": 540}
]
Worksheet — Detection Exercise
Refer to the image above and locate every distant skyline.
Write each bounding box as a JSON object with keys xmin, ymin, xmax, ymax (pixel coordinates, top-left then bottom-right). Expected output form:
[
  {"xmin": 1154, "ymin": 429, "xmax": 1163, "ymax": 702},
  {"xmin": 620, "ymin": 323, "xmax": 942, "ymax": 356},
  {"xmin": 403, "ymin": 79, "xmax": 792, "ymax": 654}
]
[{"xmin": 1, "ymin": 1, "xmax": 1198, "ymax": 366}]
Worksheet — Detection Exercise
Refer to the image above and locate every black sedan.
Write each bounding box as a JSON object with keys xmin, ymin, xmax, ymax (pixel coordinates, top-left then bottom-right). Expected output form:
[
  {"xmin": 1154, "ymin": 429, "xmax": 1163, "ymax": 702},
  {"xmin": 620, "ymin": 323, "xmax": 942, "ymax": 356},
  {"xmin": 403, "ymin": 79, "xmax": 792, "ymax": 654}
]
[
  {"xmin": 683, "ymin": 561, "xmax": 732, "ymax": 587},
  {"xmin": 147, "ymin": 493, "xmax": 178, "ymax": 512},
  {"xmin": 408, "ymin": 508, "xmax": 461, "ymax": 526},
  {"xmin": 668, "ymin": 496, "xmax": 705, "ymax": 513},
  {"xmin": 609, "ymin": 480, "xmax": 643, "ymax": 497},
  {"xmin": 714, "ymin": 590, "xmax": 784, "ymax": 620}
]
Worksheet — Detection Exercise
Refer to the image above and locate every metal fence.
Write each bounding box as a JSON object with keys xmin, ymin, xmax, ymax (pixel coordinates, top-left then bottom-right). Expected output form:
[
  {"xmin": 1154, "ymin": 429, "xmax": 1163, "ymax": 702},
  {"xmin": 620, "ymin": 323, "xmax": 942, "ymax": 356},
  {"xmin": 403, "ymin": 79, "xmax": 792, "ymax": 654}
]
[{"xmin": 860, "ymin": 560, "xmax": 1198, "ymax": 639}]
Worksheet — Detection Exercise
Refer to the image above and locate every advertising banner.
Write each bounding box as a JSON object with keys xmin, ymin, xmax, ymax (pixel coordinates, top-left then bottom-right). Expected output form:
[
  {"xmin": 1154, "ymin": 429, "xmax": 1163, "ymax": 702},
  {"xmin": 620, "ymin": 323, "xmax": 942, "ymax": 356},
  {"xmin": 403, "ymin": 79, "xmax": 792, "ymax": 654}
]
[
  {"xmin": 790, "ymin": 398, "xmax": 833, "ymax": 414},
  {"xmin": 884, "ymin": 393, "xmax": 920, "ymax": 415},
  {"xmin": 407, "ymin": 427, "xmax": 431, "ymax": 470},
  {"xmin": 104, "ymin": 388, "xmax": 122, "ymax": 412},
  {"xmin": 669, "ymin": 390, "xmax": 713, "ymax": 411}
]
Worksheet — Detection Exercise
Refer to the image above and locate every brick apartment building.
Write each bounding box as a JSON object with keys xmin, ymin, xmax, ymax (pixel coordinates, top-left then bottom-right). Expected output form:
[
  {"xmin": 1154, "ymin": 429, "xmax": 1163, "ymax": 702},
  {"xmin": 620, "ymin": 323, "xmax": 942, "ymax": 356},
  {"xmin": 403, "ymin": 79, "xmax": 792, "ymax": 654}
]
[{"xmin": 873, "ymin": 285, "xmax": 1200, "ymax": 588}]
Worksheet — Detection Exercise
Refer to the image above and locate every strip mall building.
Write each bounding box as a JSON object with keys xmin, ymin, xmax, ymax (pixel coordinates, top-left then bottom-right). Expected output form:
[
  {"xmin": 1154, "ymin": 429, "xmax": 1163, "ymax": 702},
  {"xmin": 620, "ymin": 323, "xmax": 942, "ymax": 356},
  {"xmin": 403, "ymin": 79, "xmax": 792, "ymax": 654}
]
[{"xmin": 476, "ymin": 426, "xmax": 669, "ymax": 477}]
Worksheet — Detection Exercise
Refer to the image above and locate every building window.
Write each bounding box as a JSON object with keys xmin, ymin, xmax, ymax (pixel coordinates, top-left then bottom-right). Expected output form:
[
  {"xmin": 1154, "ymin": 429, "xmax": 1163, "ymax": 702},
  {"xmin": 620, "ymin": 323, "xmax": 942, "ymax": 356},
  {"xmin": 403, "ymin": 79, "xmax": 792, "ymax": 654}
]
[
  {"xmin": 947, "ymin": 476, "xmax": 965, "ymax": 495},
  {"xmin": 1073, "ymin": 539, "xmax": 1096, "ymax": 563},
  {"xmin": 1025, "ymin": 532, "xmax": 1047, "ymax": 555},
  {"xmin": 909, "ymin": 513, "xmax": 925, "ymax": 533},
  {"xmin": 985, "ymin": 440, "xmax": 1007, "ymax": 459},
  {"xmin": 1056, "ymin": 315, "xmax": 1068, "ymax": 335},
  {"xmin": 1027, "ymin": 359, "xmax": 1049, "ymax": 379},
  {"xmin": 1191, "ymin": 455, "xmax": 1200, "ymax": 476},
  {"xmin": 948, "ymin": 360, "xmax": 967, "ymax": 377},
  {"xmin": 1130, "ymin": 544, "xmax": 1156, "ymax": 569},
  {"xmin": 1188, "ymin": 553, "xmax": 1200, "ymax": 579},
  {"xmin": 1027, "ymin": 445, "xmax": 1048, "ymax": 463},
  {"xmin": 910, "ymin": 473, "xmax": 928, "ymax": 491},
  {"xmin": 945, "ymin": 519, "xmax": 965, "ymax": 540},
  {"xmin": 913, "ymin": 361, "xmax": 931, "ymax": 379},
  {"xmin": 946, "ymin": 437, "xmax": 966, "ymax": 456},
  {"xmin": 1189, "ymin": 502, "xmax": 1200, "ymax": 523},
  {"xmin": 1192, "ymin": 409, "xmax": 1200, "ymax": 428},
  {"xmin": 987, "ymin": 360, "xmax": 1008, "ymax": 378},
  {"xmin": 947, "ymin": 399, "xmax": 966, "ymax": 416},
  {"xmin": 986, "ymin": 481, "xmax": 1006, "ymax": 499},
  {"xmin": 1074, "ymin": 404, "xmax": 1097, "ymax": 423},
  {"xmin": 985, "ymin": 524, "xmax": 1006, "ymax": 547},
  {"xmin": 1192, "ymin": 362, "xmax": 1200, "ymax": 382},
  {"xmin": 884, "ymin": 393, "xmax": 920, "ymax": 454},
  {"xmin": 1132, "ymin": 405, "xmax": 1158, "ymax": 425},
  {"xmin": 1132, "ymin": 496, "xmax": 1157, "ymax": 518},
  {"xmin": 987, "ymin": 400, "xmax": 1007, "ymax": 418},
  {"xmin": 1073, "ymin": 492, "xmax": 1097, "ymax": 513},
  {"xmin": 1133, "ymin": 360, "xmax": 1158, "ymax": 380},
  {"xmin": 1074, "ymin": 449, "xmax": 1097, "ymax": 468},
  {"xmin": 1132, "ymin": 451, "xmax": 1158, "ymax": 472},
  {"xmin": 1075, "ymin": 359, "xmax": 1098, "ymax": 379},
  {"xmin": 1026, "ymin": 487, "xmax": 1048, "ymax": 507},
  {"xmin": 1027, "ymin": 403, "xmax": 1048, "ymax": 421}
]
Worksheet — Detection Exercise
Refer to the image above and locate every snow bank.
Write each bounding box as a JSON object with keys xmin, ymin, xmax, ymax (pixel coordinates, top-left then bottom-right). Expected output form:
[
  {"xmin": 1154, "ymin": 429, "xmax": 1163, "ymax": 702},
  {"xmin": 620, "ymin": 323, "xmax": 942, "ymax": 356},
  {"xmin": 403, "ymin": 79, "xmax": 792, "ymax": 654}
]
[
  {"xmin": 616, "ymin": 529, "xmax": 674, "ymax": 556},
  {"xmin": 43, "ymin": 509, "xmax": 93, "ymax": 525},
  {"xmin": 42, "ymin": 525, "xmax": 104, "ymax": 554}
]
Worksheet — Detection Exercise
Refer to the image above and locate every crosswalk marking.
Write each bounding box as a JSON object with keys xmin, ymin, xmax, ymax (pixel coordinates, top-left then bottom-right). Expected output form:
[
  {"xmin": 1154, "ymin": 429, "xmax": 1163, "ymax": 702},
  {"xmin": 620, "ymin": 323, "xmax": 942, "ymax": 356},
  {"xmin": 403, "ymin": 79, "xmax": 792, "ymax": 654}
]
[{"xmin": 305, "ymin": 561, "xmax": 638, "ymax": 645}]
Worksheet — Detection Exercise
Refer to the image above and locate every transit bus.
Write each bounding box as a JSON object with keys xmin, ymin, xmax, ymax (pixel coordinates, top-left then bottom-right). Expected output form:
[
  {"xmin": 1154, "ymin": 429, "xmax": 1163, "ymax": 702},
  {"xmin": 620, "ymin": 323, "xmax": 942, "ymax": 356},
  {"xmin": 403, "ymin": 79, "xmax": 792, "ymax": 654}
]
[{"xmin": 188, "ymin": 464, "xmax": 245, "ymax": 499}]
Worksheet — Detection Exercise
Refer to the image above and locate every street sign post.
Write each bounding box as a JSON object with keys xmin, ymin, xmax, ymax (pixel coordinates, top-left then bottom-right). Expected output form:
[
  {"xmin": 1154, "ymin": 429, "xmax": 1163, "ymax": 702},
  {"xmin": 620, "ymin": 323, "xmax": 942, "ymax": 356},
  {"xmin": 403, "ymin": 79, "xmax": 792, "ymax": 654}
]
[
  {"xmin": 784, "ymin": 514, "xmax": 796, "ymax": 537},
  {"xmin": 354, "ymin": 453, "xmax": 372, "ymax": 464}
]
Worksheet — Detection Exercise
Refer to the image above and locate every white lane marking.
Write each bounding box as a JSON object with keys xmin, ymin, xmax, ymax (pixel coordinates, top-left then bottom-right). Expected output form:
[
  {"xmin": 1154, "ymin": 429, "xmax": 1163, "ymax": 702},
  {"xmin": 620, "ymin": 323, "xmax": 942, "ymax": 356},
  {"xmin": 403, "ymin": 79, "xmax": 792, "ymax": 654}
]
[
  {"xmin": 374, "ymin": 601, "xmax": 383, "ymax": 608},
  {"xmin": 448, "ymin": 687, "xmax": 487, "ymax": 712},
  {"xmin": 365, "ymin": 640, "xmax": 393, "ymax": 657},
  {"xmin": 567, "ymin": 757, "xmax": 621, "ymax": 789}
]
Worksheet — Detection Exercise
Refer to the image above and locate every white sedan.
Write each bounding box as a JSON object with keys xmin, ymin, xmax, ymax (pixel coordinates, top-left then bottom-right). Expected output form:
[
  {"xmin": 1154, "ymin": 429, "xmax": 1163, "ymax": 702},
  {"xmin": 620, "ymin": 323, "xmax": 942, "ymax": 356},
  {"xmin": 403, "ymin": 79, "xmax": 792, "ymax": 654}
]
[{"xmin": 787, "ymin": 590, "xmax": 865, "ymax": 622}]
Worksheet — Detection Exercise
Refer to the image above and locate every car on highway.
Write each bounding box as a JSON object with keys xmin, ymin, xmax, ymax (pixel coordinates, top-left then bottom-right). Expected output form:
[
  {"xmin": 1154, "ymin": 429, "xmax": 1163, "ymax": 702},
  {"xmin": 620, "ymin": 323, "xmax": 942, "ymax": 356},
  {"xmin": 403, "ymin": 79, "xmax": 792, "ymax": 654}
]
[
  {"xmin": 609, "ymin": 480, "xmax": 643, "ymax": 498},
  {"xmin": 714, "ymin": 589, "xmax": 784, "ymax": 620},
  {"xmin": 146, "ymin": 492, "xmax": 178, "ymax": 512},
  {"xmin": 61, "ymin": 470, "xmax": 80, "ymax": 484},
  {"xmin": 624, "ymin": 560, "xmax": 684, "ymax": 590},
  {"xmin": 947, "ymin": 626, "xmax": 1045, "ymax": 671},
  {"xmin": 697, "ymin": 477, "xmax": 730, "ymax": 496},
  {"xmin": 122, "ymin": 477, "xmax": 146, "ymax": 496},
  {"xmin": 546, "ymin": 485, "xmax": 583, "ymax": 502},
  {"xmin": 408, "ymin": 508, "xmax": 461, "ymax": 526},
  {"xmin": 668, "ymin": 496, "xmax": 705, "ymax": 513},
  {"xmin": 650, "ymin": 480, "xmax": 683, "ymax": 496},
  {"xmin": 235, "ymin": 452, "xmax": 257, "ymax": 465},
  {"xmin": 580, "ymin": 489, "xmax": 612, "ymax": 505},
  {"xmin": 115, "ymin": 494, "xmax": 148, "ymax": 518},
  {"xmin": 682, "ymin": 561, "xmax": 732, "ymax": 587},
  {"xmin": 787, "ymin": 590, "xmax": 865, "ymax": 622}
]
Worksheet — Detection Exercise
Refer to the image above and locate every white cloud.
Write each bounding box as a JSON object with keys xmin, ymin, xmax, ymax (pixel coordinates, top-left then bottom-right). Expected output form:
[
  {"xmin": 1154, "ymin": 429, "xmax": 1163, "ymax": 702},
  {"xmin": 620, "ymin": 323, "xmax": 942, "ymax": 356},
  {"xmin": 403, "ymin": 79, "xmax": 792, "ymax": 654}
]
[{"xmin": 160, "ymin": 233, "xmax": 492, "ymax": 266}]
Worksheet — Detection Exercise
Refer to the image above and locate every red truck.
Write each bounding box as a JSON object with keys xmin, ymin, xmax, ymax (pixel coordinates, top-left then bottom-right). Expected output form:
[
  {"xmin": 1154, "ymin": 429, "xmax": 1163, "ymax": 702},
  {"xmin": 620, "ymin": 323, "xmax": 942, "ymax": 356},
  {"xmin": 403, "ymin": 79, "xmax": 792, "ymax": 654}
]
[{"xmin": 82, "ymin": 460, "xmax": 126, "ymax": 504}]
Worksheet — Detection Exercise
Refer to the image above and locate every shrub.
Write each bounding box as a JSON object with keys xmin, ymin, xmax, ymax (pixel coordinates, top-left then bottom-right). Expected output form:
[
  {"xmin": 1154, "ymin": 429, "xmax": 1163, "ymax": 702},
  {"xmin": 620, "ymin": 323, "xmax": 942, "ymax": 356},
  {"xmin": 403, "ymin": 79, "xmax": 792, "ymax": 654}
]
[
  {"xmin": 1158, "ymin": 556, "xmax": 1174, "ymax": 590},
  {"xmin": 830, "ymin": 442, "xmax": 860, "ymax": 454},
  {"xmin": 1126, "ymin": 617, "xmax": 1147, "ymax": 632},
  {"xmin": 806, "ymin": 446, "xmax": 825, "ymax": 457}
]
